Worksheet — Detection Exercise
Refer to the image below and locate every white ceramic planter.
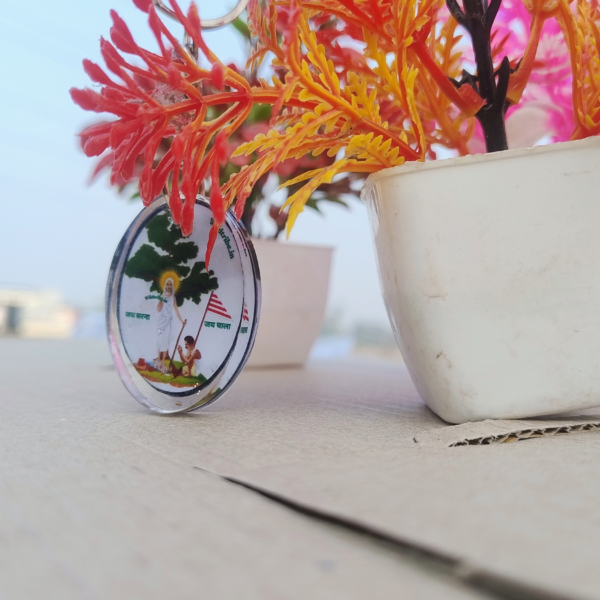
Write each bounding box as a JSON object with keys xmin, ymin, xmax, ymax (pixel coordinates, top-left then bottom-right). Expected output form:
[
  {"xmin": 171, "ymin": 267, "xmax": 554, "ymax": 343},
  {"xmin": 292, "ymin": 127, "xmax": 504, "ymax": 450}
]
[
  {"xmin": 247, "ymin": 239, "xmax": 332, "ymax": 367},
  {"xmin": 362, "ymin": 137, "xmax": 600, "ymax": 423}
]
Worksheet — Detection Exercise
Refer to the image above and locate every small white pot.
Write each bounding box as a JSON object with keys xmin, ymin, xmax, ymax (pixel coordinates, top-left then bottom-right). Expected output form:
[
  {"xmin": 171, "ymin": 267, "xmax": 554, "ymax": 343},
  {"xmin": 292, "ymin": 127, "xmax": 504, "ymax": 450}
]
[
  {"xmin": 362, "ymin": 138, "xmax": 600, "ymax": 423},
  {"xmin": 247, "ymin": 239, "xmax": 332, "ymax": 367}
]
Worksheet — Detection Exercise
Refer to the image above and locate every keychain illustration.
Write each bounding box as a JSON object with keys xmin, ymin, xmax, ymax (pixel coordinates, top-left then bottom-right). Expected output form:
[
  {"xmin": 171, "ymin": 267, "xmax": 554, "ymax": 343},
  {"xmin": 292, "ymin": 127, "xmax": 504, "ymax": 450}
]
[{"xmin": 106, "ymin": 0, "xmax": 259, "ymax": 414}]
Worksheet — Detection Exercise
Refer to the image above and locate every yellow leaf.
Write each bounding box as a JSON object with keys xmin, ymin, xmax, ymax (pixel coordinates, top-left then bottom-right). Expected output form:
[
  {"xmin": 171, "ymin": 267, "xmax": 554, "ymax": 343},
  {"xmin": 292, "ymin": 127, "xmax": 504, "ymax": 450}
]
[{"xmin": 283, "ymin": 160, "xmax": 349, "ymax": 235}]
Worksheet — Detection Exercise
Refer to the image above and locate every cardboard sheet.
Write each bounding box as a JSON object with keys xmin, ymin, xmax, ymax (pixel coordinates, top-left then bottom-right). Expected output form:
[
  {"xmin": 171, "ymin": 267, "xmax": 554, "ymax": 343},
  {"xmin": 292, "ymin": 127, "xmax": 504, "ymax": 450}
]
[
  {"xmin": 417, "ymin": 416, "xmax": 600, "ymax": 447},
  {"xmin": 0, "ymin": 340, "xmax": 489, "ymax": 600},
  {"xmin": 4, "ymin": 340, "xmax": 600, "ymax": 599}
]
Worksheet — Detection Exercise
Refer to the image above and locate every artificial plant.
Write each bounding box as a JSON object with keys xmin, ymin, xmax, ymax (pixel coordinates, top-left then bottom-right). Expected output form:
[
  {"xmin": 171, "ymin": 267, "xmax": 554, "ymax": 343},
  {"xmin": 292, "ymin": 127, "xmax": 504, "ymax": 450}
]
[
  {"xmin": 71, "ymin": 0, "xmax": 600, "ymax": 262},
  {"xmin": 87, "ymin": 16, "xmax": 356, "ymax": 239}
]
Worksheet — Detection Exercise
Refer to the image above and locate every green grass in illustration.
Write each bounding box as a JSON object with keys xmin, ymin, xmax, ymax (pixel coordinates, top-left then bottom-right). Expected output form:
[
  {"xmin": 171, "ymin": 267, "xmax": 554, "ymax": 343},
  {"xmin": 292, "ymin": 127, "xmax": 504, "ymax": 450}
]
[{"xmin": 136, "ymin": 360, "xmax": 207, "ymax": 388}]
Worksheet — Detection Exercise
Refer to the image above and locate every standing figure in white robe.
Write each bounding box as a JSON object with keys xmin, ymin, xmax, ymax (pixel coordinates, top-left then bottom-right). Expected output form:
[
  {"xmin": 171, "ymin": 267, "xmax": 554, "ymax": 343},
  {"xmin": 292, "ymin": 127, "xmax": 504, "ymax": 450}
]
[{"xmin": 156, "ymin": 278, "xmax": 185, "ymax": 365}]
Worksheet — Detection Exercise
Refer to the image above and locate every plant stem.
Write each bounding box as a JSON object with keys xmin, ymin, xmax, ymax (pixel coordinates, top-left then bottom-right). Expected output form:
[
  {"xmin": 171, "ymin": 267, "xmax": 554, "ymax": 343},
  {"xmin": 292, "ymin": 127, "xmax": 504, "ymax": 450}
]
[
  {"xmin": 477, "ymin": 97, "xmax": 509, "ymax": 152},
  {"xmin": 463, "ymin": 0, "xmax": 495, "ymax": 101},
  {"xmin": 446, "ymin": 0, "xmax": 509, "ymax": 152}
]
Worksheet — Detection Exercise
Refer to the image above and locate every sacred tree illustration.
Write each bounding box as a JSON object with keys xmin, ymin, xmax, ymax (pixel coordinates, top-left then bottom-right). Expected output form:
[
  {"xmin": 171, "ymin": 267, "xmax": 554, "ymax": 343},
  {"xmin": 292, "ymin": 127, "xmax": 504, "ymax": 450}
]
[
  {"xmin": 125, "ymin": 212, "xmax": 219, "ymax": 369},
  {"xmin": 125, "ymin": 212, "xmax": 219, "ymax": 304}
]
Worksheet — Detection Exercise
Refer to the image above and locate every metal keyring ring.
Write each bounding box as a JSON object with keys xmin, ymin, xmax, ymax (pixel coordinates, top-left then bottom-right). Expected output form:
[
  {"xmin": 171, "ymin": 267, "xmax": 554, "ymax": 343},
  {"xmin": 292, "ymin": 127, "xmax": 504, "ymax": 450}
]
[{"xmin": 152, "ymin": 0, "xmax": 250, "ymax": 29}]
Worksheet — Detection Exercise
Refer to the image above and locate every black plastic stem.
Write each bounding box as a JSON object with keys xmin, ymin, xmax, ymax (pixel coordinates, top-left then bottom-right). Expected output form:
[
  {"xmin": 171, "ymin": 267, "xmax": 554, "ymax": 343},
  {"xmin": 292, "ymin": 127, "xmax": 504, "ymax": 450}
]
[{"xmin": 445, "ymin": 0, "xmax": 509, "ymax": 152}]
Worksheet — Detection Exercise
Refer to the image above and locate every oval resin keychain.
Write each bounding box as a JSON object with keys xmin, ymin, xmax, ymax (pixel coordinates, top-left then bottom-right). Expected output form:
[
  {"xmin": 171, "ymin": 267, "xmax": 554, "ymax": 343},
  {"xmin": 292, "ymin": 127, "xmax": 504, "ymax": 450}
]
[{"xmin": 106, "ymin": 196, "xmax": 260, "ymax": 413}]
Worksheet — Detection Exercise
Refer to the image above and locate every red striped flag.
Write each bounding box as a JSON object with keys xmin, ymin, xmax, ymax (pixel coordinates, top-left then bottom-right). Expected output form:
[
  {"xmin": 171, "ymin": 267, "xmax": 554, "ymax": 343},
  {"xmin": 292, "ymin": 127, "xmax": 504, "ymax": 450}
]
[
  {"xmin": 242, "ymin": 302, "xmax": 250, "ymax": 322},
  {"xmin": 206, "ymin": 293, "xmax": 231, "ymax": 320}
]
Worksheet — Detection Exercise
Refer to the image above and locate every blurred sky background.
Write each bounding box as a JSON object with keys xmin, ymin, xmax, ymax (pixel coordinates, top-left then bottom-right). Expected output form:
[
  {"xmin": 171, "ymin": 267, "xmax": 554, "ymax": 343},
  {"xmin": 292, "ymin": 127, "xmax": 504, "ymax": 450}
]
[{"xmin": 0, "ymin": 0, "xmax": 391, "ymax": 333}]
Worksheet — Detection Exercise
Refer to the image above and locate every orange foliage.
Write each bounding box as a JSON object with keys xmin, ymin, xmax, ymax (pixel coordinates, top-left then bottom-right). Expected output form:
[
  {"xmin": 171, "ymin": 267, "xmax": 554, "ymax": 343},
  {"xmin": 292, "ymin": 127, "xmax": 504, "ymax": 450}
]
[
  {"xmin": 555, "ymin": 0, "xmax": 600, "ymax": 137},
  {"xmin": 71, "ymin": 0, "xmax": 600, "ymax": 254}
]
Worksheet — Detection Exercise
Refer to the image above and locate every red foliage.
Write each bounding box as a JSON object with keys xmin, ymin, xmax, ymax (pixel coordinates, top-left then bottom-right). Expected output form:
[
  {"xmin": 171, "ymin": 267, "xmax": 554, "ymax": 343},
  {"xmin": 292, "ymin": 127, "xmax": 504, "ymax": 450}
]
[{"xmin": 72, "ymin": 0, "xmax": 600, "ymax": 257}]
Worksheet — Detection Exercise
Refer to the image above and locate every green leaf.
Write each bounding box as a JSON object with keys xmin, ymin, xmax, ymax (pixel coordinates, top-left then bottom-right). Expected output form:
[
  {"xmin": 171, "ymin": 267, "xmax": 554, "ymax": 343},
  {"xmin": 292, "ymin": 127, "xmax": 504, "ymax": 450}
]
[
  {"xmin": 323, "ymin": 196, "xmax": 349, "ymax": 208},
  {"xmin": 304, "ymin": 198, "xmax": 322, "ymax": 213},
  {"xmin": 232, "ymin": 17, "xmax": 251, "ymax": 40},
  {"xmin": 305, "ymin": 195, "xmax": 349, "ymax": 213},
  {"xmin": 247, "ymin": 103, "xmax": 272, "ymax": 124}
]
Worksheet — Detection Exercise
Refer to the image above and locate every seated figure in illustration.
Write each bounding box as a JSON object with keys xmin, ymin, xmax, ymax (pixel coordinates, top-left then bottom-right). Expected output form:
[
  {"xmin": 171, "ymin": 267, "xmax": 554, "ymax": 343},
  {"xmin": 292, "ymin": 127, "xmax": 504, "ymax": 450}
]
[{"xmin": 178, "ymin": 336, "xmax": 202, "ymax": 377}]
